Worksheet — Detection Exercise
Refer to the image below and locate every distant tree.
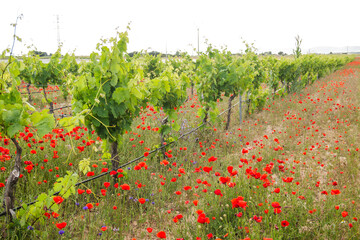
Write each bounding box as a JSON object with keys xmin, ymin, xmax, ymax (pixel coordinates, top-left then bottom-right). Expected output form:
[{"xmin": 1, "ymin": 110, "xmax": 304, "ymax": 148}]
[
  {"xmin": 260, "ymin": 51, "xmax": 272, "ymax": 56},
  {"xmin": 149, "ymin": 51, "xmax": 161, "ymax": 56},
  {"xmin": 128, "ymin": 51, "xmax": 139, "ymax": 57},
  {"xmin": 278, "ymin": 51, "xmax": 285, "ymax": 56},
  {"xmin": 33, "ymin": 50, "xmax": 48, "ymax": 57}
]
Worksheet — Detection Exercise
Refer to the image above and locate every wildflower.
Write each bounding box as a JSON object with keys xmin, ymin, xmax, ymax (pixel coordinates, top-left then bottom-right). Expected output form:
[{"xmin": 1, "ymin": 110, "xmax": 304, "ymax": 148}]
[
  {"xmin": 121, "ymin": 184, "xmax": 130, "ymax": 190},
  {"xmin": 56, "ymin": 222, "xmax": 67, "ymax": 230},
  {"xmin": 214, "ymin": 189, "xmax": 223, "ymax": 196},
  {"xmin": 281, "ymin": 220, "xmax": 289, "ymax": 227},
  {"xmin": 331, "ymin": 189, "xmax": 341, "ymax": 195},
  {"xmin": 86, "ymin": 203, "xmax": 93, "ymax": 210},
  {"xmin": 53, "ymin": 196, "xmax": 64, "ymax": 205},
  {"xmin": 231, "ymin": 196, "xmax": 247, "ymax": 209},
  {"xmin": 156, "ymin": 231, "xmax": 166, "ymax": 238}
]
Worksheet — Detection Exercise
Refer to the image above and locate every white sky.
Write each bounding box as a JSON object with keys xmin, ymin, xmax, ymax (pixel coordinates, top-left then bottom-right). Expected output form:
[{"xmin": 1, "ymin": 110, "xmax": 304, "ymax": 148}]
[{"xmin": 1, "ymin": 0, "xmax": 359, "ymax": 56}]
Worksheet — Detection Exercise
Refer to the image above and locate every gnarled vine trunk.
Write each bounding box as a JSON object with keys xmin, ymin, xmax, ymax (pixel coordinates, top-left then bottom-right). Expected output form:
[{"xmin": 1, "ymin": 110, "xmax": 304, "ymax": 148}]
[
  {"xmin": 160, "ymin": 117, "xmax": 168, "ymax": 160},
  {"xmin": 26, "ymin": 83, "xmax": 32, "ymax": 103},
  {"xmin": 225, "ymin": 94, "xmax": 236, "ymax": 130},
  {"xmin": 42, "ymin": 88, "xmax": 54, "ymax": 114},
  {"xmin": 202, "ymin": 106, "xmax": 210, "ymax": 125},
  {"xmin": 110, "ymin": 141, "xmax": 119, "ymax": 182},
  {"xmin": 3, "ymin": 138, "xmax": 22, "ymax": 221}
]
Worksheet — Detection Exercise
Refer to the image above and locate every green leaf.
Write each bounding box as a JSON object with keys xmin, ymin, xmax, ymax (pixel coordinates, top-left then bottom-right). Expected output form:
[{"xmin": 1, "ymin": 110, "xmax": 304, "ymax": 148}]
[
  {"xmin": 2, "ymin": 108, "xmax": 21, "ymax": 123},
  {"xmin": 50, "ymin": 203, "xmax": 59, "ymax": 213},
  {"xmin": 20, "ymin": 215, "xmax": 26, "ymax": 227},
  {"xmin": 37, "ymin": 193, "xmax": 48, "ymax": 203},
  {"xmin": 131, "ymin": 87, "xmax": 142, "ymax": 99},
  {"xmin": 30, "ymin": 110, "xmax": 55, "ymax": 138},
  {"xmin": 112, "ymin": 87, "xmax": 129, "ymax": 104},
  {"xmin": 110, "ymin": 74, "xmax": 118, "ymax": 86},
  {"xmin": 160, "ymin": 125, "xmax": 171, "ymax": 135},
  {"xmin": 79, "ymin": 158, "xmax": 91, "ymax": 175},
  {"xmin": 7, "ymin": 124, "xmax": 23, "ymax": 137},
  {"xmin": 110, "ymin": 61, "xmax": 121, "ymax": 74},
  {"xmin": 172, "ymin": 122, "xmax": 180, "ymax": 132}
]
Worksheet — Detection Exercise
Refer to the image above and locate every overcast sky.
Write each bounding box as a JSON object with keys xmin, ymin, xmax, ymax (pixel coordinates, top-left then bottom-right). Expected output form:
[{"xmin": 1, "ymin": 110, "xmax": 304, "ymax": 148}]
[{"xmin": 1, "ymin": 0, "xmax": 359, "ymax": 56}]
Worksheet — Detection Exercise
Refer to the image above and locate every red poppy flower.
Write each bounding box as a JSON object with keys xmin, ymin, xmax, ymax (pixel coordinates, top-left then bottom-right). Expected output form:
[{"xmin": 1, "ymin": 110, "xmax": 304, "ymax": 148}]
[
  {"xmin": 231, "ymin": 196, "xmax": 247, "ymax": 209},
  {"xmin": 156, "ymin": 231, "xmax": 166, "ymax": 239},
  {"xmin": 56, "ymin": 222, "xmax": 67, "ymax": 230},
  {"xmin": 214, "ymin": 189, "xmax": 223, "ymax": 196},
  {"xmin": 86, "ymin": 203, "xmax": 93, "ymax": 210},
  {"xmin": 138, "ymin": 198, "xmax": 146, "ymax": 204},
  {"xmin": 101, "ymin": 189, "xmax": 107, "ymax": 196},
  {"xmin": 197, "ymin": 213, "xmax": 210, "ymax": 224},
  {"xmin": 120, "ymin": 184, "xmax": 130, "ymax": 190},
  {"xmin": 281, "ymin": 220, "xmax": 289, "ymax": 227},
  {"xmin": 53, "ymin": 196, "xmax": 64, "ymax": 205},
  {"xmin": 271, "ymin": 202, "xmax": 281, "ymax": 208},
  {"xmin": 78, "ymin": 189, "xmax": 85, "ymax": 195},
  {"xmin": 331, "ymin": 189, "xmax": 341, "ymax": 195},
  {"xmin": 208, "ymin": 156, "xmax": 217, "ymax": 162}
]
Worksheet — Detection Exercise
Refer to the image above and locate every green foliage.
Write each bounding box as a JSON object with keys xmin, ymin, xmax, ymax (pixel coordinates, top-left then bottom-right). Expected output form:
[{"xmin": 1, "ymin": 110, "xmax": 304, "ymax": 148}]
[
  {"xmin": 195, "ymin": 43, "xmax": 265, "ymax": 122},
  {"xmin": 19, "ymin": 50, "xmax": 78, "ymax": 103},
  {"xmin": 263, "ymin": 56, "xmax": 280, "ymax": 94},
  {"xmin": 17, "ymin": 172, "xmax": 78, "ymax": 228},
  {"xmin": 72, "ymin": 29, "xmax": 146, "ymax": 146},
  {"xmin": 278, "ymin": 58, "xmax": 301, "ymax": 93},
  {"xmin": 146, "ymin": 65, "xmax": 189, "ymax": 116},
  {"xmin": 79, "ymin": 158, "xmax": 91, "ymax": 175},
  {"xmin": 0, "ymin": 59, "xmax": 55, "ymax": 138},
  {"xmin": 143, "ymin": 54, "xmax": 164, "ymax": 79}
]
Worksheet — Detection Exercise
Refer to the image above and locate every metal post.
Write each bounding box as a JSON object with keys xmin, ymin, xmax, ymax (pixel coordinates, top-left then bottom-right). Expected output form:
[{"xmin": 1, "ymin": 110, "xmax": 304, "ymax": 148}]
[
  {"xmin": 56, "ymin": 15, "xmax": 61, "ymax": 48},
  {"xmin": 197, "ymin": 28, "xmax": 199, "ymax": 54},
  {"xmin": 239, "ymin": 93, "xmax": 242, "ymax": 124}
]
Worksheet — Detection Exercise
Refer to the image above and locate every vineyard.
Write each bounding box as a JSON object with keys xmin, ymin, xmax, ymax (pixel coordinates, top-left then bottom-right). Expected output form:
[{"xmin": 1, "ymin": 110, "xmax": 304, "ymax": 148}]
[{"xmin": 1, "ymin": 29, "xmax": 360, "ymax": 240}]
